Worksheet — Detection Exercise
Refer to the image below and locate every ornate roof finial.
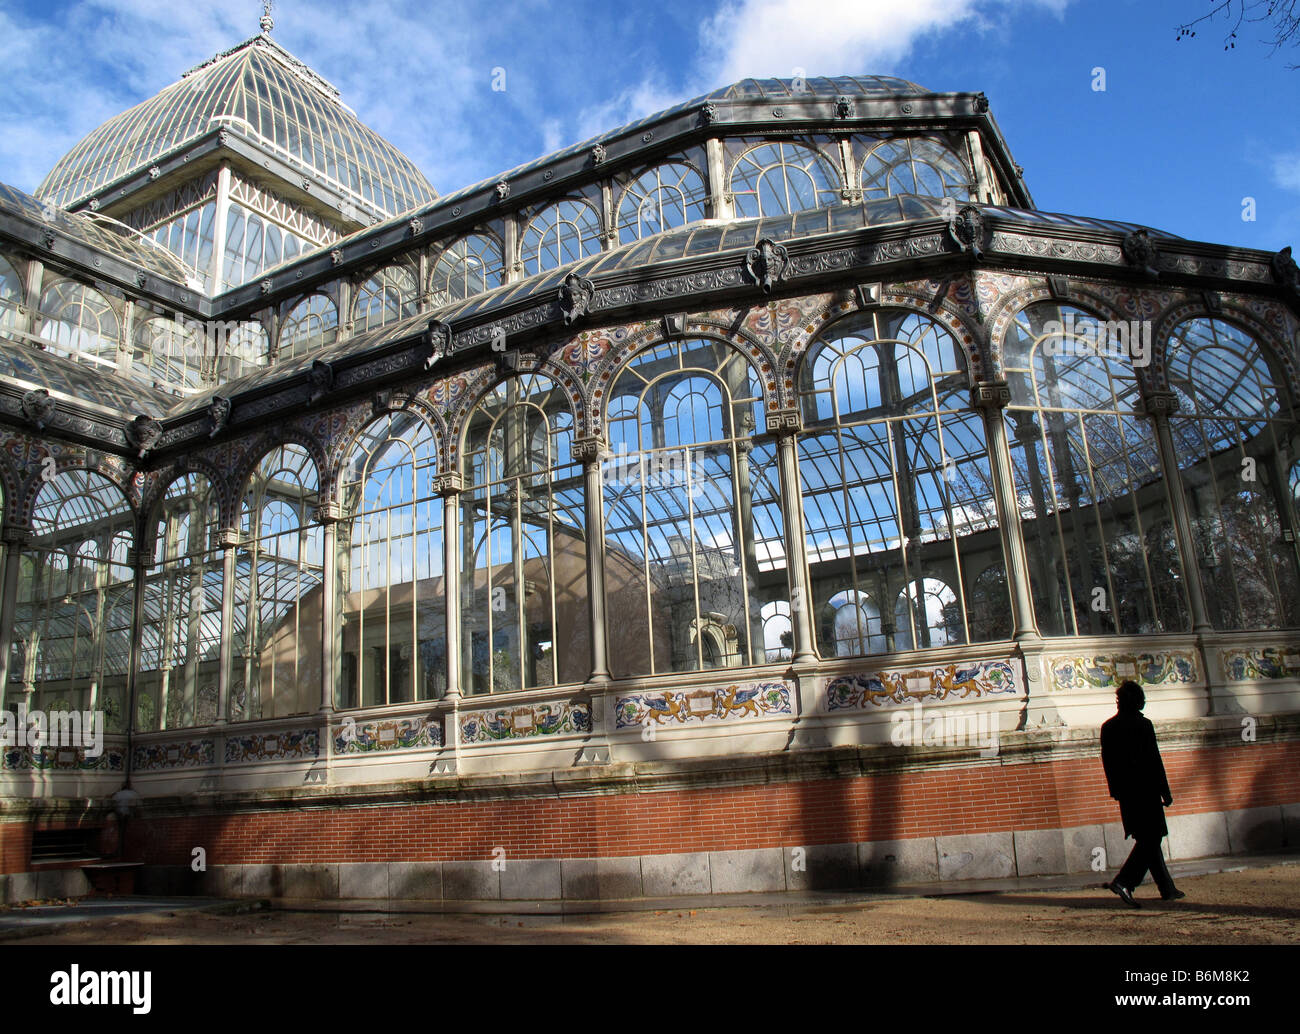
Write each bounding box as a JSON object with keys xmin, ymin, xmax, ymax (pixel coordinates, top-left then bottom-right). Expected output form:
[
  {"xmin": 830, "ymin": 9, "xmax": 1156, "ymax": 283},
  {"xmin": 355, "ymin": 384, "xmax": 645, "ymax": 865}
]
[{"xmin": 260, "ymin": 0, "xmax": 275, "ymax": 34}]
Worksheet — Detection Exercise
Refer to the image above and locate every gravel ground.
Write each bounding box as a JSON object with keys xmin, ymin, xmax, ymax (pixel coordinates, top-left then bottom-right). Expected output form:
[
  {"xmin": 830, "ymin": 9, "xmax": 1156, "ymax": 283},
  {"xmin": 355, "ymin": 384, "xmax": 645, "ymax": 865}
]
[{"xmin": 10, "ymin": 864, "xmax": 1300, "ymax": 945}]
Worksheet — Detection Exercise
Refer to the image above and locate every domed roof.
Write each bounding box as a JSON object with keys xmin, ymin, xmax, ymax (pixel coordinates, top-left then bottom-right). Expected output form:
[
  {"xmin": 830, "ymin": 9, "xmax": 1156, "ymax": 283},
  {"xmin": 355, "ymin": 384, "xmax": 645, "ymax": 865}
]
[{"xmin": 37, "ymin": 33, "xmax": 437, "ymax": 216}]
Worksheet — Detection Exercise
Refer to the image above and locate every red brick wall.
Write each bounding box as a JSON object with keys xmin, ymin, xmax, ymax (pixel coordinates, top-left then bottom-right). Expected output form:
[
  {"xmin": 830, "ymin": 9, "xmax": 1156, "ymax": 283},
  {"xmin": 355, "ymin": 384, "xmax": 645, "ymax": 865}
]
[{"xmin": 118, "ymin": 739, "xmax": 1300, "ymax": 866}]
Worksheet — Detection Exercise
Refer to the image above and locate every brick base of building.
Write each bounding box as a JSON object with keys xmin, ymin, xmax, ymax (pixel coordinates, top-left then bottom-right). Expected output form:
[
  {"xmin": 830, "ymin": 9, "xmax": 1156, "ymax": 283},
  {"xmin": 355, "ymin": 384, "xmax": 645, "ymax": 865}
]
[{"xmin": 3, "ymin": 718, "xmax": 1298, "ymax": 904}]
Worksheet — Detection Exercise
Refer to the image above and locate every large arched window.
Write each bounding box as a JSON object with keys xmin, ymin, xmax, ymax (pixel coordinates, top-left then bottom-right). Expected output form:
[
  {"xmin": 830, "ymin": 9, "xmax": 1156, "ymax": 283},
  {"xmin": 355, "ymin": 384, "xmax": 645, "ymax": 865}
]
[
  {"xmin": 859, "ymin": 137, "xmax": 973, "ymax": 201},
  {"xmin": 233, "ymin": 444, "xmax": 323, "ymax": 719},
  {"xmin": 616, "ymin": 163, "xmax": 709, "ymax": 244},
  {"xmin": 8, "ymin": 470, "xmax": 133, "ymax": 731},
  {"xmin": 1004, "ymin": 302, "xmax": 1188, "ymax": 636},
  {"xmin": 278, "ymin": 293, "xmax": 337, "ymax": 361},
  {"xmin": 37, "ymin": 281, "xmax": 120, "ymax": 368},
  {"xmin": 461, "ymin": 374, "xmax": 587, "ymax": 693},
  {"xmin": 132, "ymin": 316, "xmax": 202, "ymax": 393},
  {"xmin": 339, "ymin": 412, "xmax": 445, "ymax": 708},
  {"xmin": 0, "ymin": 254, "xmax": 22, "ymax": 330},
  {"xmin": 221, "ymin": 320, "xmax": 270, "ymax": 380},
  {"xmin": 221, "ymin": 203, "xmax": 308, "ymax": 291},
  {"xmin": 604, "ymin": 339, "xmax": 785, "ymax": 677},
  {"xmin": 139, "ymin": 473, "xmax": 222, "ymax": 730},
  {"xmin": 799, "ymin": 310, "xmax": 1005, "ymax": 656},
  {"xmin": 1167, "ymin": 317, "xmax": 1300, "ymax": 629},
  {"xmin": 430, "ymin": 233, "xmax": 504, "ymax": 303},
  {"xmin": 354, "ymin": 266, "xmax": 418, "ymax": 333},
  {"xmin": 730, "ymin": 142, "xmax": 841, "ymax": 219},
  {"xmin": 520, "ymin": 199, "xmax": 603, "ymax": 277}
]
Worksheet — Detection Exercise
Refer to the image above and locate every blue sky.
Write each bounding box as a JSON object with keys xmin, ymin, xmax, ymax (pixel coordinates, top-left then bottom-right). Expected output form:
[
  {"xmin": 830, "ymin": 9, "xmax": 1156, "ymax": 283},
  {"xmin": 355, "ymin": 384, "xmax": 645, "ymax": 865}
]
[{"xmin": 1, "ymin": 0, "xmax": 1297, "ymax": 249}]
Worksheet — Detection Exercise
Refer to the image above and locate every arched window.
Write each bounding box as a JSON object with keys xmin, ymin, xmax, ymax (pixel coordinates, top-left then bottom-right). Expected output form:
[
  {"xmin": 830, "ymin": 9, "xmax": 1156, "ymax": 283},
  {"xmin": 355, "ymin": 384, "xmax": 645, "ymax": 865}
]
[
  {"xmin": 799, "ymin": 310, "xmax": 1005, "ymax": 656},
  {"xmin": 0, "ymin": 254, "xmax": 22, "ymax": 330},
  {"xmin": 217, "ymin": 320, "xmax": 270, "ymax": 381},
  {"xmin": 339, "ymin": 412, "xmax": 445, "ymax": 708},
  {"xmin": 221, "ymin": 203, "xmax": 308, "ymax": 290},
  {"xmin": 859, "ymin": 137, "xmax": 973, "ymax": 201},
  {"xmin": 233, "ymin": 444, "xmax": 323, "ymax": 720},
  {"xmin": 132, "ymin": 316, "xmax": 202, "ymax": 393},
  {"xmin": 893, "ymin": 578, "xmax": 961, "ymax": 651},
  {"xmin": 827, "ymin": 589, "xmax": 885, "ymax": 657},
  {"xmin": 37, "ymin": 281, "xmax": 120, "ymax": 367},
  {"xmin": 354, "ymin": 265, "xmax": 418, "ymax": 333},
  {"xmin": 461, "ymin": 374, "xmax": 587, "ymax": 692},
  {"xmin": 430, "ymin": 233, "xmax": 504, "ymax": 303},
  {"xmin": 279, "ymin": 293, "xmax": 337, "ymax": 361},
  {"xmin": 9, "ymin": 469, "xmax": 133, "ymax": 729},
  {"xmin": 1004, "ymin": 302, "xmax": 1188, "ymax": 636},
  {"xmin": 520, "ymin": 199, "xmax": 603, "ymax": 277},
  {"xmin": 617, "ymin": 163, "xmax": 709, "ymax": 244},
  {"xmin": 1167, "ymin": 317, "xmax": 1300, "ymax": 629},
  {"xmin": 139, "ymin": 473, "xmax": 222, "ymax": 729},
  {"xmin": 730, "ymin": 142, "xmax": 841, "ymax": 218},
  {"xmin": 604, "ymin": 338, "xmax": 785, "ymax": 677}
]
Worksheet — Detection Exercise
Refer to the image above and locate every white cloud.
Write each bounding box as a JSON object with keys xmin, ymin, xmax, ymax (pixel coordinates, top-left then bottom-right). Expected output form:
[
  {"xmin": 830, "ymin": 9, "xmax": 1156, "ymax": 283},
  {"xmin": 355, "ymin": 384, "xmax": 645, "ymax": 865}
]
[
  {"xmin": 1273, "ymin": 151, "xmax": 1300, "ymax": 193},
  {"xmin": 699, "ymin": 0, "xmax": 1070, "ymax": 86}
]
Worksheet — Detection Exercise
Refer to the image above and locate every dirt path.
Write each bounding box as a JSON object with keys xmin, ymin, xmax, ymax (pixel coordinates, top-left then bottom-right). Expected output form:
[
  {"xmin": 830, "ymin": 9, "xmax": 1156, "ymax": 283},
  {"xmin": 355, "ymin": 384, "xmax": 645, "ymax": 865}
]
[{"xmin": 11, "ymin": 864, "xmax": 1300, "ymax": 945}]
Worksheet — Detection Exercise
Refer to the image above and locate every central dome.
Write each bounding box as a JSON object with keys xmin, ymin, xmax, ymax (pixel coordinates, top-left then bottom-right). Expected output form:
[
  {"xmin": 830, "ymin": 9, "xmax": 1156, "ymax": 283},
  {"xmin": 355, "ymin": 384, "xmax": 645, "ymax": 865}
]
[{"xmin": 37, "ymin": 33, "xmax": 437, "ymax": 216}]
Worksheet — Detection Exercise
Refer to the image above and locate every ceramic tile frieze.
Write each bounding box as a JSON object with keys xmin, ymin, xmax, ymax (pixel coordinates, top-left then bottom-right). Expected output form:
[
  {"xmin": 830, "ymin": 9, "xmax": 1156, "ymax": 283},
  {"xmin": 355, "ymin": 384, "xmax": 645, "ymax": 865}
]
[
  {"xmin": 826, "ymin": 659, "xmax": 1018, "ymax": 710},
  {"xmin": 615, "ymin": 680, "xmax": 793, "ymax": 728}
]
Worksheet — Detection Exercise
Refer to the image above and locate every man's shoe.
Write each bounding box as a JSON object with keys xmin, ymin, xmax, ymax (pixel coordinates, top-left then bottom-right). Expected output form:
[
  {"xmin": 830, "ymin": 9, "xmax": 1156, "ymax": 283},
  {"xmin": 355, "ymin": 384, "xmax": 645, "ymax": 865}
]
[
  {"xmin": 1108, "ymin": 881, "xmax": 1141, "ymax": 908},
  {"xmin": 1161, "ymin": 889, "xmax": 1186, "ymax": 901}
]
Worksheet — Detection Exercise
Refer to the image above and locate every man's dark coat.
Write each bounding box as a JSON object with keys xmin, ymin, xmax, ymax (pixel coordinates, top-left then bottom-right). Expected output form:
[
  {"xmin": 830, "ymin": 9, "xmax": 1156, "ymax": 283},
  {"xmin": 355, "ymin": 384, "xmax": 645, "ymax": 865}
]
[{"xmin": 1100, "ymin": 711, "xmax": 1171, "ymax": 840}]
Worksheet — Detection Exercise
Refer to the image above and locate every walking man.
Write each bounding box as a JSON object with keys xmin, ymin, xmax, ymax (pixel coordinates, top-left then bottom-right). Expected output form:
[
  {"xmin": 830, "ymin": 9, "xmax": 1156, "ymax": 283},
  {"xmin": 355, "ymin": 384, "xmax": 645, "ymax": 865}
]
[{"xmin": 1100, "ymin": 680, "xmax": 1184, "ymax": 906}]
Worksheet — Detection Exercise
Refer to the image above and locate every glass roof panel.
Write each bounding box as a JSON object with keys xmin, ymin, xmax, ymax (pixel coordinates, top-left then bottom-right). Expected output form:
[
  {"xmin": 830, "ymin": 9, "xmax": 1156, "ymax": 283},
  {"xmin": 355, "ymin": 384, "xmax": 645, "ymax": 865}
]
[
  {"xmin": 0, "ymin": 337, "xmax": 174, "ymax": 417},
  {"xmin": 0, "ymin": 183, "xmax": 200, "ymax": 283}
]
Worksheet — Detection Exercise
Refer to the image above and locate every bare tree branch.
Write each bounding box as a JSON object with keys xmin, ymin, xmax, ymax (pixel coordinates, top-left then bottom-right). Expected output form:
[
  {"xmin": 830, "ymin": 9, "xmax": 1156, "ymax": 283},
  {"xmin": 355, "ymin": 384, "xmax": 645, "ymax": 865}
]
[{"xmin": 1176, "ymin": 0, "xmax": 1300, "ymax": 68}]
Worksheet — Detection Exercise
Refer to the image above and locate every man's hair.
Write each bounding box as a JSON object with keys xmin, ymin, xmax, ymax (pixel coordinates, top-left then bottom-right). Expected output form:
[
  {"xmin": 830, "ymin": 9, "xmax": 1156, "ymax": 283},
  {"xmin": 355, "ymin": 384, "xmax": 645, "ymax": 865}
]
[{"xmin": 1116, "ymin": 680, "xmax": 1145, "ymax": 713}]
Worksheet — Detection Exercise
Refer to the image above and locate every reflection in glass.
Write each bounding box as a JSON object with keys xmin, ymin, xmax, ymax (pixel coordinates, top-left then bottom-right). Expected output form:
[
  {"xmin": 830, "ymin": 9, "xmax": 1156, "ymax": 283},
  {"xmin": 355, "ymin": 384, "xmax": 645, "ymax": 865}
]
[
  {"xmin": 461, "ymin": 374, "xmax": 588, "ymax": 692},
  {"xmin": 799, "ymin": 310, "xmax": 1006, "ymax": 656},
  {"xmin": 338, "ymin": 412, "xmax": 446, "ymax": 708},
  {"xmin": 1004, "ymin": 303, "xmax": 1187, "ymax": 635},
  {"xmin": 1167, "ymin": 317, "xmax": 1300, "ymax": 630},
  {"xmin": 604, "ymin": 338, "xmax": 785, "ymax": 677},
  {"xmin": 233, "ymin": 444, "xmax": 323, "ymax": 719}
]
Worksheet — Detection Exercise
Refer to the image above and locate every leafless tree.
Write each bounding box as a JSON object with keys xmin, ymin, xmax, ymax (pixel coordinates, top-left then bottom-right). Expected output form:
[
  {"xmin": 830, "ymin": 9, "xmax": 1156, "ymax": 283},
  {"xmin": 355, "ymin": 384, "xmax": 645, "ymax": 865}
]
[{"xmin": 1176, "ymin": 1, "xmax": 1300, "ymax": 67}]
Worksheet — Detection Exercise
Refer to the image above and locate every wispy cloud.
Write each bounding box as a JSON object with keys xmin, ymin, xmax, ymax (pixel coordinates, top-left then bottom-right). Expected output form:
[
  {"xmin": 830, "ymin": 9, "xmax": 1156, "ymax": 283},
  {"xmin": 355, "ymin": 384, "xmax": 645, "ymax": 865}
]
[{"xmin": 1273, "ymin": 151, "xmax": 1300, "ymax": 193}]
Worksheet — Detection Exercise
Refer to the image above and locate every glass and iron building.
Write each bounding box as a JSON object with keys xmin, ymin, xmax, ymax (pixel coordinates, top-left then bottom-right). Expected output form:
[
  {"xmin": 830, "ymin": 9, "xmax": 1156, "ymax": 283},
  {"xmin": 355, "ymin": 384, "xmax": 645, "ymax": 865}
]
[{"xmin": 2, "ymin": 19, "xmax": 1298, "ymax": 903}]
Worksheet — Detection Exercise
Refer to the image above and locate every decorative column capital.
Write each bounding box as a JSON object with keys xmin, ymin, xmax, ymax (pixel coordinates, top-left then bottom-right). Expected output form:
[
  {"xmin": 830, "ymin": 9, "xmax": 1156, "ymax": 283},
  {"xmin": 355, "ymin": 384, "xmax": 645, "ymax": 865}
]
[
  {"xmin": 126, "ymin": 548, "xmax": 152, "ymax": 570},
  {"xmin": 2, "ymin": 525, "xmax": 32, "ymax": 549},
  {"xmin": 217, "ymin": 528, "xmax": 241, "ymax": 550},
  {"xmin": 1141, "ymin": 390, "xmax": 1180, "ymax": 422},
  {"xmin": 970, "ymin": 379, "xmax": 1011, "ymax": 411},
  {"xmin": 572, "ymin": 435, "xmax": 609, "ymax": 464},
  {"xmin": 765, "ymin": 409, "xmax": 802, "ymax": 437},
  {"xmin": 314, "ymin": 502, "xmax": 343, "ymax": 524},
  {"xmin": 434, "ymin": 472, "xmax": 464, "ymax": 497}
]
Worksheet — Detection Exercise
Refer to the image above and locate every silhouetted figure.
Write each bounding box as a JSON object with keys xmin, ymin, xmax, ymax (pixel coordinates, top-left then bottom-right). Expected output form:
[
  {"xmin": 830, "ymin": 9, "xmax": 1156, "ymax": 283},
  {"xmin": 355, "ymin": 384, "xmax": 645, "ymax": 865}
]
[{"xmin": 1100, "ymin": 681, "xmax": 1184, "ymax": 906}]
